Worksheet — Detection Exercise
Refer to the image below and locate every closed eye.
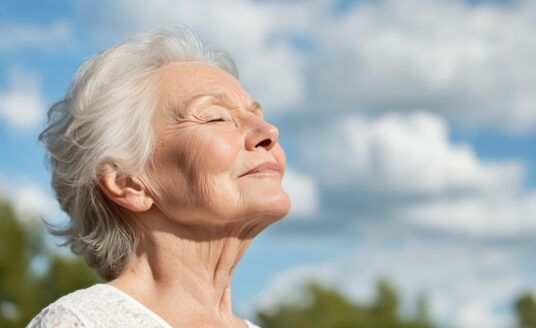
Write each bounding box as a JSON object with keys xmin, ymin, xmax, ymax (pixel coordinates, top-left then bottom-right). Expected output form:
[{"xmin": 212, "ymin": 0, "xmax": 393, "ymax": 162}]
[{"xmin": 208, "ymin": 117, "xmax": 226, "ymax": 123}]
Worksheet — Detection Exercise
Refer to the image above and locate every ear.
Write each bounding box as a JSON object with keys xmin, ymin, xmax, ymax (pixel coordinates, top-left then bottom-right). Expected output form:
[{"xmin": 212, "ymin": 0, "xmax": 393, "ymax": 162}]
[{"xmin": 97, "ymin": 162, "xmax": 154, "ymax": 212}]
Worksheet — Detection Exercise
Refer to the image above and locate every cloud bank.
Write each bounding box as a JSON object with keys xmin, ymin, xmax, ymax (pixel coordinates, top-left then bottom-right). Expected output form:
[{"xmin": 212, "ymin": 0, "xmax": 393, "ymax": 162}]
[{"xmin": 78, "ymin": 0, "xmax": 536, "ymax": 132}]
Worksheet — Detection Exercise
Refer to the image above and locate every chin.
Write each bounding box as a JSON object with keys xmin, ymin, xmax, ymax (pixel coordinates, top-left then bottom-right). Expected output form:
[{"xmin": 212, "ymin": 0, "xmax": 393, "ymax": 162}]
[
  {"xmin": 224, "ymin": 191, "xmax": 290, "ymax": 238},
  {"xmin": 252, "ymin": 190, "xmax": 291, "ymax": 222}
]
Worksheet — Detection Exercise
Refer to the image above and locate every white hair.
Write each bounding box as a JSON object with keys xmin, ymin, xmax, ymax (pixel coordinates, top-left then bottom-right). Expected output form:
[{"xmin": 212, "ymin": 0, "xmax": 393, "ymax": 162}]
[{"xmin": 39, "ymin": 25, "xmax": 238, "ymax": 280}]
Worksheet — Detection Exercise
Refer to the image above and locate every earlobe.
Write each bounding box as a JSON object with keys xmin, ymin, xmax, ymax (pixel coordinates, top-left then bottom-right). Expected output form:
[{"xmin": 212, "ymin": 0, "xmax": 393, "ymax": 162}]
[{"xmin": 97, "ymin": 163, "xmax": 154, "ymax": 212}]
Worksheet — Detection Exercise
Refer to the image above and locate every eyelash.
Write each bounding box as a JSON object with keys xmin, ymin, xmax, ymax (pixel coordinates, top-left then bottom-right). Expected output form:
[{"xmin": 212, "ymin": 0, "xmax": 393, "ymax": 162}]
[{"xmin": 203, "ymin": 108, "xmax": 260, "ymax": 123}]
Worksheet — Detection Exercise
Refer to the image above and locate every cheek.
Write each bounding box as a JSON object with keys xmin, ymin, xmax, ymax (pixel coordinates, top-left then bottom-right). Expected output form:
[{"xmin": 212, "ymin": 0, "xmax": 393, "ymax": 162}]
[
  {"xmin": 187, "ymin": 128, "xmax": 246, "ymax": 219},
  {"xmin": 149, "ymin": 127, "xmax": 241, "ymax": 204},
  {"xmin": 197, "ymin": 129, "xmax": 241, "ymax": 172},
  {"xmin": 182, "ymin": 128, "xmax": 241, "ymax": 207}
]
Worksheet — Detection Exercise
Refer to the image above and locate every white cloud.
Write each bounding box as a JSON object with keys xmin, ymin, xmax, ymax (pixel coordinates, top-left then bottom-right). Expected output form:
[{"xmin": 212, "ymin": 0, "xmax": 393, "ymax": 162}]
[
  {"xmin": 337, "ymin": 112, "xmax": 523, "ymax": 195},
  {"xmin": 76, "ymin": 0, "xmax": 536, "ymax": 131},
  {"xmin": 282, "ymin": 167, "xmax": 320, "ymax": 218},
  {"xmin": 0, "ymin": 174, "xmax": 60, "ymax": 223},
  {"xmin": 12, "ymin": 184, "xmax": 59, "ymax": 222},
  {"xmin": 250, "ymin": 243, "xmax": 530, "ymax": 328},
  {"xmin": 0, "ymin": 69, "xmax": 46, "ymax": 130},
  {"xmin": 0, "ymin": 20, "xmax": 72, "ymax": 51},
  {"xmin": 308, "ymin": 0, "xmax": 536, "ymax": 132},
  {"xmin": 402, "ymin": 192, "xmax": 536, "ymax": 236},
  {"xmin": 243, "ymin": 263, "xmax": 335, "ymax": 319},
  {"xmin": 76, "ymin": 0, "xmax": 308, "ymax": 112},
  {"xmin": 300, "ymin": 111, "xmax": 523, "ymax": 196},
  {"xmin": 286, "ymin": 110, "xmax": 536, "ymax": 237}
]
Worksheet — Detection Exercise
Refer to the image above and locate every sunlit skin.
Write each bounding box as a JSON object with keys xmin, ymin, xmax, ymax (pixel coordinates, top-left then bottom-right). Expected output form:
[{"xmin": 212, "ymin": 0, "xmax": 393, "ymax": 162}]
[{"xmin": 97, "ymin": 62, "xmax": 290, "ymax": 327}]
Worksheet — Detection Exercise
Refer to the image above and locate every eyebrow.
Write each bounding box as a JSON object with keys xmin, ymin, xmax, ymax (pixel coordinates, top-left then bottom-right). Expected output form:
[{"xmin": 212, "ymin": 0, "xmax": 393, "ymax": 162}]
[{"xmin": 186, "ymin": 93, "xmax": 263, "ymax": 113}]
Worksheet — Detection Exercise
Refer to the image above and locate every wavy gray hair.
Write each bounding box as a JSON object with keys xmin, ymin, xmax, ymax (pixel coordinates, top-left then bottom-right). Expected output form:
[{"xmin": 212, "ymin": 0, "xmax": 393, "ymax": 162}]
[{"xmin": 39, "ymin": 26, "xmax": 238, "ymax": 280}]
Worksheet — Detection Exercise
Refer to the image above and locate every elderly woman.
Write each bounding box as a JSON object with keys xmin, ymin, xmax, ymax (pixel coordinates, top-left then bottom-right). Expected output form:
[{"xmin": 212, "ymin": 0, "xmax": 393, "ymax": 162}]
[{"xmin": 28, "ymin": 26, "xmax": 290, "ymax": 328}]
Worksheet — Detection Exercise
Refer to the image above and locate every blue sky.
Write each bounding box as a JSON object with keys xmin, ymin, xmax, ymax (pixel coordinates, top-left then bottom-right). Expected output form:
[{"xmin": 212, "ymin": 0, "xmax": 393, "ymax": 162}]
[{"xmin": 2, "ymin": 0, "xmax": 536, "ymax": 327}]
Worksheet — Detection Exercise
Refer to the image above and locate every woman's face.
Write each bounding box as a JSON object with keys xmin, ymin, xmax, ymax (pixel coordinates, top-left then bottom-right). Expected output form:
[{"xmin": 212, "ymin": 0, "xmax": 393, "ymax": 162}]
[{"xmin": 145, "ymin": 62, "xmax": 290, "ymax": 229}]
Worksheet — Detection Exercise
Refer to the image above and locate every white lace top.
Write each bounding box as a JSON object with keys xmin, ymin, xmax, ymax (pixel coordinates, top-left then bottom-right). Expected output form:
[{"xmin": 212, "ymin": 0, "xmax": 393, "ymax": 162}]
[{"xmin": 26, "ymin": 284, "xmax": 261, "ymax": 328}]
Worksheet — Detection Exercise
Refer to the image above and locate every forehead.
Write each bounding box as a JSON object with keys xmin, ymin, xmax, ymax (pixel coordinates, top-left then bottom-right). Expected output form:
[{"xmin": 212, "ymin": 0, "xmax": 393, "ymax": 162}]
[{"xmin": 155, "ymin": 62, "xmax": 248, "ymax": 110}]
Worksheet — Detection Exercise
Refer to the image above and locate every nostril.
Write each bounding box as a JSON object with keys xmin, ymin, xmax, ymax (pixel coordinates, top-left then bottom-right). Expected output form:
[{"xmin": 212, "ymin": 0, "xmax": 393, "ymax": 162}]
[{"xmin": 256, "ymin": 138, "xmax": 272, "ymax": 148}]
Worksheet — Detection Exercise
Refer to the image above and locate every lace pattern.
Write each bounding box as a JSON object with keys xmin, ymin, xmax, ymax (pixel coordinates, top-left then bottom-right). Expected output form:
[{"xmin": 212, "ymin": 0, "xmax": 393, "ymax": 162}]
[{"xmin": 26, "ymin": 284, "xmax": 261, "ymax": 328}]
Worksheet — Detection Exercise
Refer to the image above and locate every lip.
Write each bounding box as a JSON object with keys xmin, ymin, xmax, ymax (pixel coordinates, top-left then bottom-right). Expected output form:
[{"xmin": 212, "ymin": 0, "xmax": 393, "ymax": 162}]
[{"xmin": 240, "ymin": 161, "xmax": 281, "ymax": 177}]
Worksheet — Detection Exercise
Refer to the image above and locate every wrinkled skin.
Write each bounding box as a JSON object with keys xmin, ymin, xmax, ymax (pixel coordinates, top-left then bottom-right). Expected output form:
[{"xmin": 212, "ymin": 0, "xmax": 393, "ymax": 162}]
[
  {"xmin": 145, "ymin": 61, "xmax": 290, "ymax": 231},
  {"xmin": 99, "ymin": 62, "xmax": 290, "ymax": 327}
]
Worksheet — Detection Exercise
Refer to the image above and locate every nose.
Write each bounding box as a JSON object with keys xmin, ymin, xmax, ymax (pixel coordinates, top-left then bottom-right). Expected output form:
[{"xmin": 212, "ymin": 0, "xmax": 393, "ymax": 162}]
[{"xmin": 244, "ymin": 115, "xmax": 279, "ymax": 152}]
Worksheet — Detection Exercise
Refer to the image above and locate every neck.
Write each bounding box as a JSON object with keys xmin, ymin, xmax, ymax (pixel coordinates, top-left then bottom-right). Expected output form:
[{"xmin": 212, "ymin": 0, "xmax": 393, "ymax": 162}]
[{"xmin": 108, "ymin": 211, "xmax": 267, "ymax": 326}]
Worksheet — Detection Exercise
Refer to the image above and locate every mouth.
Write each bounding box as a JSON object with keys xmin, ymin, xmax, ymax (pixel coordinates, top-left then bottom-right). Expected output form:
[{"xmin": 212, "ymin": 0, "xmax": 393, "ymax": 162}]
[{"xmin": 239, "ymin": 161, "xmax": 281, "ymax": 177}]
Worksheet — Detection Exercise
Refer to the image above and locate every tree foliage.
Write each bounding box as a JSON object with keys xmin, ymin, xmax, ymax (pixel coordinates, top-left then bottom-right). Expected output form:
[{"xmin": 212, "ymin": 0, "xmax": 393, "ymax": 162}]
[
  {"xmin": 256, "ymin": 280, "xmax": 435, "ymax": 328},
  {"xmin": 0, "ymin": 200, "xmax": 100, "ymax": 327},
  {"xmin": 515, "ymin": 292, "xmax": 536, "ymax": 328}
]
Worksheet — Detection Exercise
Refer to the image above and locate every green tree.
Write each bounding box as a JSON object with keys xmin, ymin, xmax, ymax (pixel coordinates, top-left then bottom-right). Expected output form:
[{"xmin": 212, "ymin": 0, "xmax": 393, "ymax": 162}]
[
  {"xmin": 414, "ymin": 294, "xmax": 432, "ymax": 327},
  {"xmin": 0, "ymin": 199, "xmax": 100, "ymax": 327},
  {"xmin": 515, "ymin": 292, "xmax": 536, "ymax": 328},
  {"xmin": 256, "ymin": 279, "xmax": 436, "ymax": 328}
]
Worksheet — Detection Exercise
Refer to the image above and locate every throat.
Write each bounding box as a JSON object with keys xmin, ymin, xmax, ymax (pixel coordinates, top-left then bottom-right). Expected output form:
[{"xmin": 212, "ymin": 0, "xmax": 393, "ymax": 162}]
[{"xmin": 108, "ymin": 231, "xmax": 254, "ymax": 324}]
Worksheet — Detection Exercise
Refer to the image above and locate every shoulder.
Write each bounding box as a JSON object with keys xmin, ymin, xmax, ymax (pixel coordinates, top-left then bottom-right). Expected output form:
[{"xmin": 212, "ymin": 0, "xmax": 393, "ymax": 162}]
[
  {"xmin": 26, "ymin": 303, "xmax": 86, "ymax": 327},
  {"xmin": 26, "ymin": 284, "xmax": 170, "ymax": 328},
  {"xmin": 27, "ymin": 284, "xmax": 107, "ymax": 327}
]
